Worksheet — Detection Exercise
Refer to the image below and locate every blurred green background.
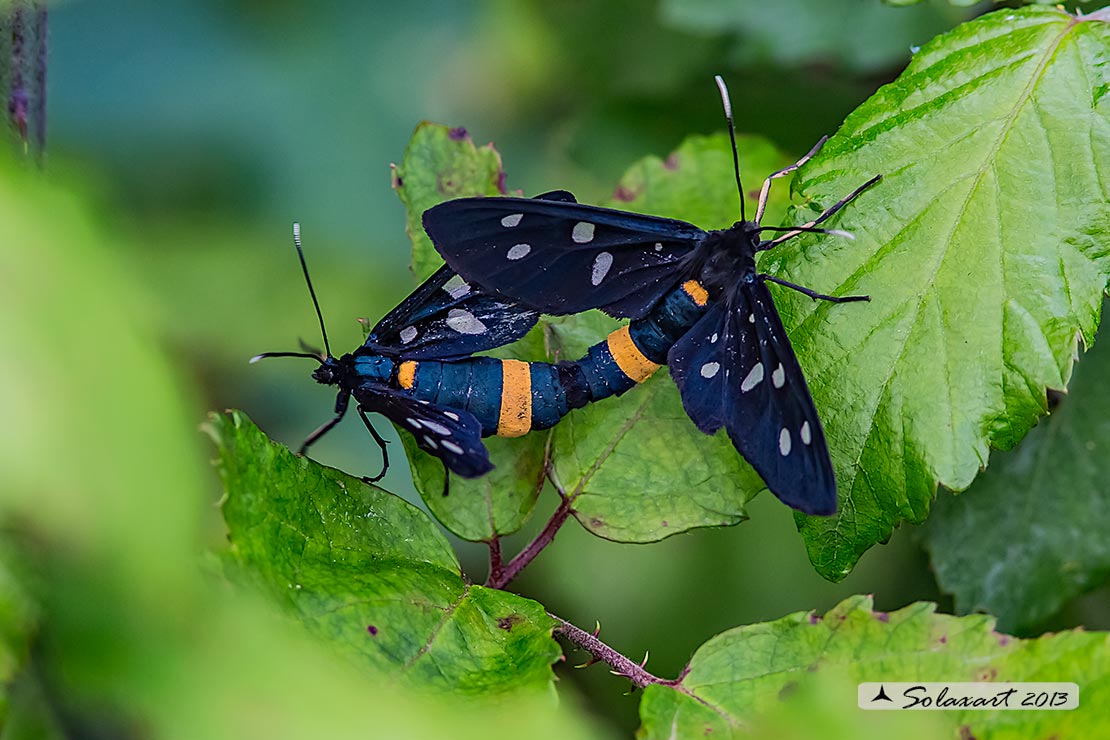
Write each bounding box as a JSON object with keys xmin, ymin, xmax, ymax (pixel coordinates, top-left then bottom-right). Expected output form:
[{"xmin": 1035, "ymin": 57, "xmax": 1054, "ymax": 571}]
[{"xmin": 29, "ymin": 0, "xmax": 1110, "ymax": 733}]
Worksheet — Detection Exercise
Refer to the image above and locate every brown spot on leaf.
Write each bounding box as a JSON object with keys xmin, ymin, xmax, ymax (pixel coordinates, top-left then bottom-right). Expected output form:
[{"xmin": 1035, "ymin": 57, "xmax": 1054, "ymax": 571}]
[
  {"xmin": 589, "ymin": 517, "xmax": 604, "ymax": 528},
  {"xmin": 497, "ymin": 170, "xmax": 507, "ymax": 194},
  {"xmin": 875, "ymin": 611, "xmax": 889, "ymax": 623},
  {"xmin": 661, "ymin": 520, "xmax": 669, "ymax": 527},
  {"xmin": 497, "ymin": 614, "xmax": 524, "ymax": 631},
  {"xmin": 448, "ymin": 127, "xmax": 468, "ymax": 141},
  {"xmin": 664, "ymin": 153, "xmax": 680, "ymax": 170},
  {"xmin": 367, "ymin": 625, "xmax": 379, "ymax": 636},
  {"xmin": 939, "ymin": 634, "xmax": 948, "ymax": 644},
  {"xmin": 778, "ymin": 681, "xmax": 798, "ymax": 700},
  {"xmin": 977, "ymin": 668, "xmax": 997, "ymax": 681},
  {"xmin": 958, "ymin": 726, "xmax": 977, "ymax": 740},
  {"xmin": 808, "ymin": 613, "xmax": 821, "ymax": 625}
]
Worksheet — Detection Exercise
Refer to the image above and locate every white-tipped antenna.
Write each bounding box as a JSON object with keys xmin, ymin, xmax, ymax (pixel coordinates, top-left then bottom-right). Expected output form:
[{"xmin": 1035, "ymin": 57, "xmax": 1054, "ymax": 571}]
[
  {"xmin": 292, "ymin": 222, "xmax": 333, "ymax": 359},
  {"xmin": 714, "ymin": 74, "xmax": 746, "ymax": 223}
]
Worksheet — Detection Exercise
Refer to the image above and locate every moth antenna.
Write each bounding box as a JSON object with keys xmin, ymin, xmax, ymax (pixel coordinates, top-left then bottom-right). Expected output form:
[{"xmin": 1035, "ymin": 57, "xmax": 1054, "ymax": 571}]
[
  {"xmin": 292, "ymin": 222, "xmax": 333, "ymax": 359},
  {"xmin": 714, "ymin": 74, "xmax": 746, "ymax": 223},
  {"xmin": 249, "ymin": 351, "xmax": 324, "ymax": 364}
]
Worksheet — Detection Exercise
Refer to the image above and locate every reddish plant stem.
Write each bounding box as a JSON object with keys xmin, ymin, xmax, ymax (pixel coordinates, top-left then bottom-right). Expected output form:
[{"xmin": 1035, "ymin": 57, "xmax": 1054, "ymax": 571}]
[
  {"xmin": 551, "ymin": 615, "xmax": 676, "ymax": 690},
  {"xmin": 487, "ymin": 497, "xmax": 571, "ymax": 590},
  {"xmin": 485, "ymin": 537, "xmax": 504, "ymax": 587}
]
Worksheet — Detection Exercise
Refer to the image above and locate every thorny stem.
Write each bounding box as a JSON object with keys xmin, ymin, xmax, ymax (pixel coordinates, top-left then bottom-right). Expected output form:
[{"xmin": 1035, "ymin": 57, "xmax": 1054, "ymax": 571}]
[{"xmin": 551, "ymin": 615, "xmax": 686, "ymax": 690}]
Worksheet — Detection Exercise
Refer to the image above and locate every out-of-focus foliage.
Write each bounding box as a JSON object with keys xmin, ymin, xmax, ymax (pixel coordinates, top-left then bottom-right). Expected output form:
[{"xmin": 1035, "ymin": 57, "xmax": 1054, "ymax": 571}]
[
  {"xmin": 661, "ymin": 0, "xmax": 972, "ymax": 71},
  {"xmin": 0, "ymin": 153, "xmax": 607, "ymax": 739}
]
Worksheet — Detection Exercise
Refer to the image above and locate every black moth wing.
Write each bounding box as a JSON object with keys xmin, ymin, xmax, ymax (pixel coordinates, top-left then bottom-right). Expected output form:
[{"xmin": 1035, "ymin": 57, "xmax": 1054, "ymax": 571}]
[
  {"xmin": 667, "ymin": 279, "xmax": 836, "ymax": 515},
  {"xmin": 365, "ymin": 264, "xmax": 538, "ymax": 361},
  {"xmin": 356, "ymin": 383, "xmax": 493, "ymax": 478},
  {"xmin": 422, "ymin": 194, "xmax": 706, "ymax": 319}
]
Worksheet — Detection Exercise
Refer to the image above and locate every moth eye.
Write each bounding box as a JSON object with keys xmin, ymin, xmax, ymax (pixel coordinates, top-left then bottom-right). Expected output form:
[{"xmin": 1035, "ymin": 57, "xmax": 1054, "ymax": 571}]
[
  {"xmin": 779, "ymin": 428, "xmax": 792, "ymax": 456},
  {"xmin": 572, "ymin": 222, "xmax": 596, "ymax": 243},
  {"xmin": 446, "ymin": 308, "xmax": 487, "ymax": 334},
  {"xmin": 400, "ymin": 326, "xmax": 418, "ymax": 343},
  {"xmin": 442, "ymin": 441, "xmax": 464, "ymax": 455},
  {"xmin": 506, "ymin": 243, "xmax": 531, "ymax": 260},
  {"xmin": 740, "ymin": 362, "xmax": 764, "ymax": 392},
  {"xmin": 591, "ymin": 252, "xmax": 614, "ymax": 286},
  {"xmin": 772, "ymin": 364, "xmax": 786, "ymax": 388},
  {"xmin": 501, "ymin": 213, "xmax": 523, "ymax": 228},
  {"xmin": 699, "ymin": 361, "xmax": 720, "ymax": 379}
]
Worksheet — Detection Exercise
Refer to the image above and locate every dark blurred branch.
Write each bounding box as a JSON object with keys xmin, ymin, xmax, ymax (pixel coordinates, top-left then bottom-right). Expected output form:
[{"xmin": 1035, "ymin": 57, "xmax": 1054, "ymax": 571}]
[{"xmin": 3, "ymin": 0, "xmax": 47, "ymax": 161}]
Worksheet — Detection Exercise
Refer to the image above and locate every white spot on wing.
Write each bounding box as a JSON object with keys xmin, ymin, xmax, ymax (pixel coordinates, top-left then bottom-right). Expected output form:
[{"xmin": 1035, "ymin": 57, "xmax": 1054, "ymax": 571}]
[
  {"xmin": 748, "ymin": 313, "xmax": 755, "ymax": 323},
  {"xmin": 446, "ymin": 308, "xmax": 487, "ymax": 334},
  {"xmin": 406, "ymin": 418, "xmax": 422, "ymax": 429},
  {"xmin": 779, "ymin": 428, "xmax": 792, "ymax": 456},
  {"xmin": 506, "ymin": 243, "xmax": 531, "ymax": 260},
  {"xmin": 591, "ymin": 252, "xmax": 613, "ymax": 285},
  {"xmin": 700, "ymin": 361, "xmax": 720, "ymax": 378},
  {"xmin": 654, "ymin": 242, "xmax": 663, "ymax": 251},
  {"xmin": 444, "ymin": 411, "xmax": 460, "ymax": 421},
  {"xmin": 772, "ymin": 364, "xmax": 785, "ymax": 388},
  {"xmin": 800, "ymin": 421, "xmax": 812, "ymax": 446},
  {"xmin": 423, "ymin": 437, "xmax": 438, "ymax": 449},
  {"xmin": 442, "ymin": 441, "xmax": 464, "ymax": 454},
  {"xmin": 422, "ymin": 420, "xmax": 452, "ymax": 436},
  {"xmin": 400, "ymin": 326, "xmax": 418, "ymax": 343},
  {"xmin": 710, "ymin": 333, "xmax": 718, "ymax": 343},
  {"xmin": 572, "ymin": 222, "xmax": 595, "ymax": 243},
  {"xmin": 501, "ymin": 213, "xmax": 523, "ymax": 228},
  {"xmin": 740, "ymin": 362, "xmax": 764, "ymax": 392},
  {"xmin": 445, "ymin": 277, "xmax": 471, "ymax": 298}
]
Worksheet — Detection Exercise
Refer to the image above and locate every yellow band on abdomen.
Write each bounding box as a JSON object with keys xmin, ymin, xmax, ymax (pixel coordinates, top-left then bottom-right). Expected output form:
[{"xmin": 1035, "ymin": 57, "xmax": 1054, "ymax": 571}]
[
  {"xmin": 606, "ymin": 325, "xmax": 661, "ymax": 383},
  {"xmin": 496, "ymin": 359, "xmax": 532, "ymax": 438},
  {"xmin": 682, "ymin": 279, "xmax": 709, "ymax": 306},
  {"xmin": 397, "ymin": 361, "xmax": 417, "ymax": 390}
]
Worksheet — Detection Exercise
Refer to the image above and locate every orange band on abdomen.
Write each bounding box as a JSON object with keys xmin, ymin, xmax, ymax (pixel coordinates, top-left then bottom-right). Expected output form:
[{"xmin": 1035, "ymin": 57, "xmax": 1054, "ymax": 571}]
[
  {"xmin": 397, "ymin": 361, "xmax": 417, "ymax": 390},
  {"xmin": 496, "ymin": 359, "xmax": 532, "ymax": 438},
  {"xmin": 682, "ymin": 279, "xmax": 709, "ymax": 306},
  {"xmin": 606, "ymin": 325, "xmax": 661, "ymax": 383}
]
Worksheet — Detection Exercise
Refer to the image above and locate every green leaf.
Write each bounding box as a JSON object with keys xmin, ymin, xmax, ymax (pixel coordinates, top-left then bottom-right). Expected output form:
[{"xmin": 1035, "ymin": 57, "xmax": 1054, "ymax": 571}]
[
  {"xmin": 923, "ymin": 303, "xmax": 1110, "ymax": 633},
  {"xmin": 392, "ymin": 122, "xmax": 506, "ymax": 281},
  {"xmin": 755, "ymin": 6, "xmax": 1110, "ymax": 579},
  {"xmin": 545, "ymin": 134, "xmax": 792, "ymax": 542},
  {"xmin": 392, "ymin": 123, "xmax": 547, "ymax": 541},
  {"xmin": 660, "ymin": 0, "xmax": 971, "ymax": 72},
  {"xmin": 639, "ymin": 595, "xmax": 1110, "ymax": 738},
  {"xmin": 0, "ymin": 542, "xmax": 37, "ymax": 726},
  {"xmin": 210, "ymin": 410, "xmax": 561, "ymax": 695},
  {"xmin": 402, "ymin": 326, "xmax": 550, "ymax": 542}
]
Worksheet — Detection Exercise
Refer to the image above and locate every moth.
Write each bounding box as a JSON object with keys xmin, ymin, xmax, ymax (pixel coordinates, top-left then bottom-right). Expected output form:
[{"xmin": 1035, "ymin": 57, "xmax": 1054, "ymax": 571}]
[{"xmin": 422, "ymin": 77, "xmax": 880, "ymax": 515}]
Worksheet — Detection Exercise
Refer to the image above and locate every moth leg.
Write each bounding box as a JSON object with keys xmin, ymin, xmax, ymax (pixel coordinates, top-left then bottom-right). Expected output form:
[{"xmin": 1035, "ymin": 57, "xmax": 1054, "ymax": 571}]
[
  {"xmin": 759, "ymin": 174, "xmax": 882, "ymax": 250},
  {"xmin": 357, "ymin": 406, "xmax": 390, "ymax": 483},
  {"xmin": 761, "ymin": 274, "xmax": 869, "ymax": 304},
  {"xmin": 755, "ymin": 135, "xmax": 827, "ymax": 223},
  {"xmin": 441, "ymin": 461, "xmax": 451, "ymax": 497},
  {"xmin": 298, "ymin": 391, "xmax": 350, "ymax": 455}
]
